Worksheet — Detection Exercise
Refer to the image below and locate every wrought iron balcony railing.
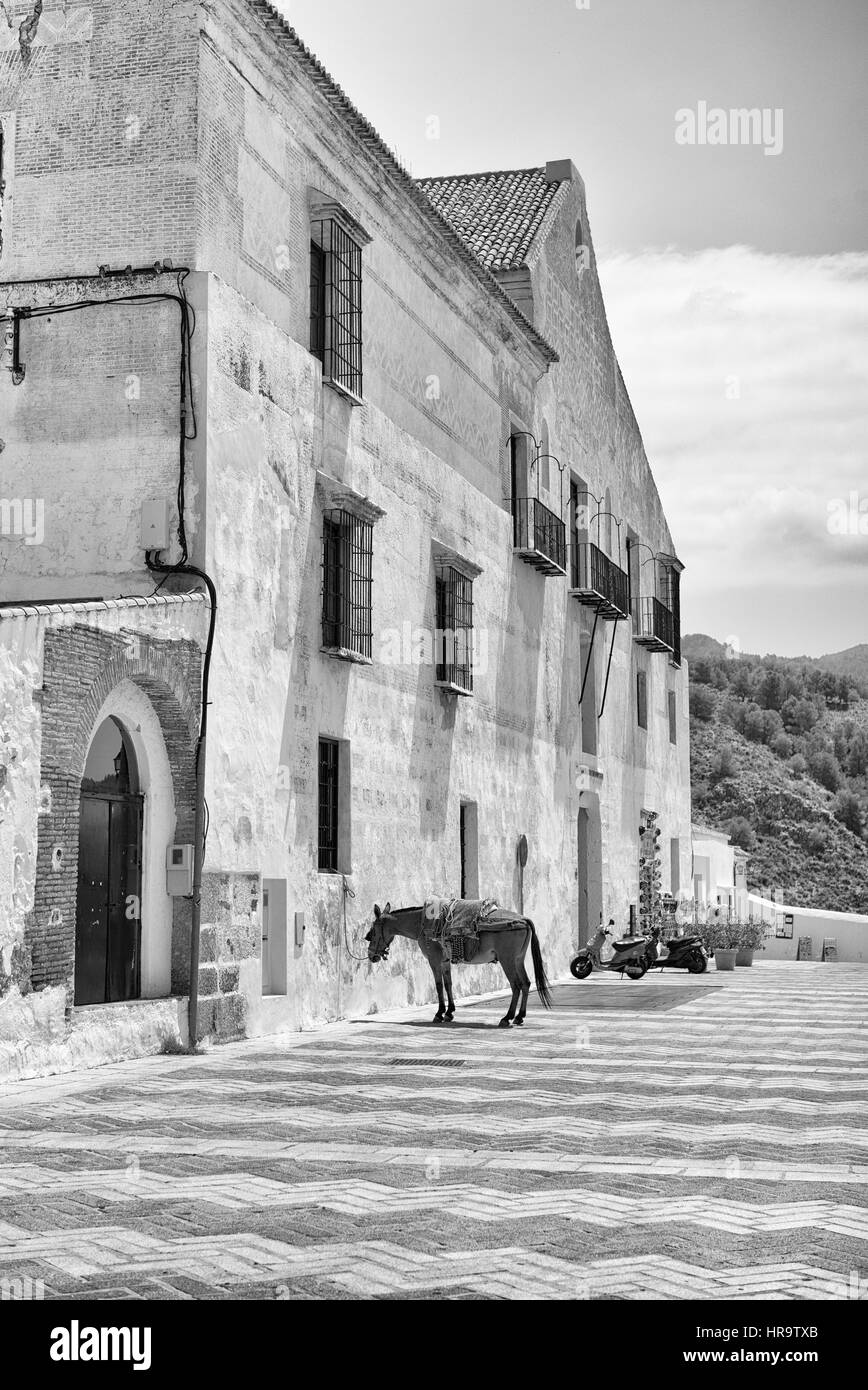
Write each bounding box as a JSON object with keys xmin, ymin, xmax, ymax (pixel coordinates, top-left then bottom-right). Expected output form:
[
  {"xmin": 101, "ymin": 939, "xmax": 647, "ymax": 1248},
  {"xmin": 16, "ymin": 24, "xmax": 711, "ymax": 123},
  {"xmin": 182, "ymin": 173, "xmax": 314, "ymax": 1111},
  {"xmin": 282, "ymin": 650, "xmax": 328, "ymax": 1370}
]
[
  {"xmin": 633, "ymin": 596, "xmax": 675, "ymax": 652},
  {"xmin": 512, "ymin": 496, "xmax": 567, "ymax": 576},
  {"xmin": 570, "ymin": 541, "xmax": 630, "ymax": 620}
]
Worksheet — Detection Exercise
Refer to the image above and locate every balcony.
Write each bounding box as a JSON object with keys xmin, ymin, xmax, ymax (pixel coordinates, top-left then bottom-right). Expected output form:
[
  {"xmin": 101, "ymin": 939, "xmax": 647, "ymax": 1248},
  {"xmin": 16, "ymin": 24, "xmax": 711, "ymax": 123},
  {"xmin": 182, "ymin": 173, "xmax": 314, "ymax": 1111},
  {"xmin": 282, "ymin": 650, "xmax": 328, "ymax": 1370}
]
[
  {"xmin": 570, "ymin": 541, "xmax": 630, "ymax": 620},
  {"xmin": 512, "ymin": 497, "xmax": 567, "ymax": 576},
  {"xmin": 633, "ymin": 596, "xmax": 675, "ymax": 652}
]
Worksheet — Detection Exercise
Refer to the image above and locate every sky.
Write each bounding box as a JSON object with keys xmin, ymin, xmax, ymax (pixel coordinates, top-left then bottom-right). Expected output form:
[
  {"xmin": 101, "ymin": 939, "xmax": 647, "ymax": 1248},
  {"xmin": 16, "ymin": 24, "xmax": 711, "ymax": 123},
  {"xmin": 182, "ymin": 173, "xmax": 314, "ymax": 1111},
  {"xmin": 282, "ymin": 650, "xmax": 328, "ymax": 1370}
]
[{"xmin": 281, "ymin": 0, "xmax": 868, "ymax": 656}]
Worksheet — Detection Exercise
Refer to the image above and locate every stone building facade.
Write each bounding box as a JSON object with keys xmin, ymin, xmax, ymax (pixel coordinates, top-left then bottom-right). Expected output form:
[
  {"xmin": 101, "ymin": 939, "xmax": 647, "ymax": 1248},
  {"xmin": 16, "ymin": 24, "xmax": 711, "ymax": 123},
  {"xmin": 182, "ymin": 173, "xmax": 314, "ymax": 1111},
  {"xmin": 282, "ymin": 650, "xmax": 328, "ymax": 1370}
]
[{"xmin": 0, "ymin": 1, "xmax": 691, "ymax": 1074}]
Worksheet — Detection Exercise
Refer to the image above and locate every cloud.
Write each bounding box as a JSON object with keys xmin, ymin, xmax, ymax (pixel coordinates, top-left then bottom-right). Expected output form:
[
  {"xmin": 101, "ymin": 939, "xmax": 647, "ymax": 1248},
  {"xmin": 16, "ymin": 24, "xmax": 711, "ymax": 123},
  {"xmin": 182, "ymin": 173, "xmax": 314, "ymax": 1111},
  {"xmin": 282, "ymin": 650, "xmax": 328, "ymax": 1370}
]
[{"xmin": 598, "ymin": 247, "xmax": 868, "ymax": 656}]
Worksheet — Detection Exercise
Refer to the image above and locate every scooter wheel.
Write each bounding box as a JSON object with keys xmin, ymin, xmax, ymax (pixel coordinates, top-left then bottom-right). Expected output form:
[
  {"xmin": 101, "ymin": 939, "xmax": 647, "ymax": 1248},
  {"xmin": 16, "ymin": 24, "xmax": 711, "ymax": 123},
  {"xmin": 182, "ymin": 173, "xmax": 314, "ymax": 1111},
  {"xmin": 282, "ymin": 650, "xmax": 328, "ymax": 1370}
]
[
  {"xmin": 687, "ymin": 951, "xmax": 708, "ymax": 974},
  {"xmin": 624, "ymin": 960, "xmax": 648, "ymax": 979},
  {"xmin": 570, "ymin": 956, "xmax": 593, "ymax": 980}
]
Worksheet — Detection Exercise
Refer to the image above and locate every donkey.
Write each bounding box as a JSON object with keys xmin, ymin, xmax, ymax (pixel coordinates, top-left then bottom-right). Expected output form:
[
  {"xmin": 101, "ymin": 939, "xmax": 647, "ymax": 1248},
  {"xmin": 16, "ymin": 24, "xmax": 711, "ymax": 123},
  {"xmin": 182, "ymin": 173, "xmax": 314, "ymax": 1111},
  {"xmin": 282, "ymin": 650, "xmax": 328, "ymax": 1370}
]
[{"xmin": 366, "ymin": 902, "xmax": 553, "ymax": 1028}]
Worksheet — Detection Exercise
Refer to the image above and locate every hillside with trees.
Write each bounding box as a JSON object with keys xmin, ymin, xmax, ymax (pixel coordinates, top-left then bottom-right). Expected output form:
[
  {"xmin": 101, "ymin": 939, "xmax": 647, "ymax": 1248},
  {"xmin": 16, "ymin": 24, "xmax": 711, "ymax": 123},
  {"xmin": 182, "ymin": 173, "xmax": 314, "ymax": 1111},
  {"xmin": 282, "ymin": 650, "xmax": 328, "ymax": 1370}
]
[{"xmin": 684, "ymin": 635, "xmax": 868, "ymax": 912}]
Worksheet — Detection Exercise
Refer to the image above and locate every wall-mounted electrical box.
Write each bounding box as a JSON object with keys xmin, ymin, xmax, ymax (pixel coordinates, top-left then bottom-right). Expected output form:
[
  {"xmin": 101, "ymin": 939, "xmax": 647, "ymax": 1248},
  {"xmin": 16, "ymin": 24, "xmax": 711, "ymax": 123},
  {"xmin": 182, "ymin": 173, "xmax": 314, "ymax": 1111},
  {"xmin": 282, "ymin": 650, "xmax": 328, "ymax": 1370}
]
[
  {"xmin": 166, "ymin": 844, "xmax": 194, "ymax": 896},
  {"xmin": 294, "ymin": 910, "xmax": 306, "ymax": 948},
  {"xmin": 141, "ymin": 498, "xmax": 170, "ymax": 552}
]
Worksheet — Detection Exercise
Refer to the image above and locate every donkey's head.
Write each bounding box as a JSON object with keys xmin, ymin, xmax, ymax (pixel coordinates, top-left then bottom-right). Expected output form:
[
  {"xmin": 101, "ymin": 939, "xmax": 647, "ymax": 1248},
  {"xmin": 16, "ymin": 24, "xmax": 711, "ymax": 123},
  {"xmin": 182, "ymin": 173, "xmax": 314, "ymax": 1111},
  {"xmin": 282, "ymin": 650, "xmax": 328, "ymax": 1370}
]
[{"xmin": 365, "ymin": 902, "xmax": 394, "ymax": 962}]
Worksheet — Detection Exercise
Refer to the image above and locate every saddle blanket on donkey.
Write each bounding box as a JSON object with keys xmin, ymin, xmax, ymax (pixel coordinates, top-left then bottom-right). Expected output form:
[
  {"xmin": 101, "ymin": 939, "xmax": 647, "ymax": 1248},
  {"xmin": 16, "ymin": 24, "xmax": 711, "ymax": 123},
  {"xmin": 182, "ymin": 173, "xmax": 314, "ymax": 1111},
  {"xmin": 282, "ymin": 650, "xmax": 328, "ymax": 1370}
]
[{"xmin": 422, "ymin": 896, "xmax": 505, "ymax": 963}]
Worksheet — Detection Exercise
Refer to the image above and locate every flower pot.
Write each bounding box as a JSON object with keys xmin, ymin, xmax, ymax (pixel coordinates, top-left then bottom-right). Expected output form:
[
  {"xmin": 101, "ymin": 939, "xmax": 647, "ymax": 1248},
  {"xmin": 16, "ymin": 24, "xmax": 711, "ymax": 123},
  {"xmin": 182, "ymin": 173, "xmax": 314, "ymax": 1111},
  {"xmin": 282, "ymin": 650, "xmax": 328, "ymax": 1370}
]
[
  {"xmin": 735, "ymin": 948, "xmax": 754, "ymax": 967},
  {"xmin": 714, "ymin": 948, "xmax": 738, "ymax": 972}
]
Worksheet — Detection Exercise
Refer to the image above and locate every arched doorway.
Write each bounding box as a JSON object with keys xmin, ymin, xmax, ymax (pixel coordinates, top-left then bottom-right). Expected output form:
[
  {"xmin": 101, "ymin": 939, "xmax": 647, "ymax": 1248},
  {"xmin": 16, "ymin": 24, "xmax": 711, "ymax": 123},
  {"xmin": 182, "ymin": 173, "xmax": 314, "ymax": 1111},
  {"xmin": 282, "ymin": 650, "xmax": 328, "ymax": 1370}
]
[{"xmin": 74, "ymin": 717, "xmax": 144, "ymax": 1005}]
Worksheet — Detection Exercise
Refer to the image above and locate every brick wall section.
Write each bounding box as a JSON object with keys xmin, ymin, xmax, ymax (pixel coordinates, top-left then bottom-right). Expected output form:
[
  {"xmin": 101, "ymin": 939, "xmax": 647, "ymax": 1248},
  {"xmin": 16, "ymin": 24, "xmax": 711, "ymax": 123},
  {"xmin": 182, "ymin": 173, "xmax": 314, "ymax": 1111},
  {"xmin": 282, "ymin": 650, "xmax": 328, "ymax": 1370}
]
[
  {"xmin": 197, "ymin": 871, "xmax": 260, "ymax": 1042},
  {"xmin": 29, "ymin": 623, "xmax": 202, "ymax": 998},
  {"xmin": 0, "ymin": 1, "xmax": 200, "ymax": 280}
]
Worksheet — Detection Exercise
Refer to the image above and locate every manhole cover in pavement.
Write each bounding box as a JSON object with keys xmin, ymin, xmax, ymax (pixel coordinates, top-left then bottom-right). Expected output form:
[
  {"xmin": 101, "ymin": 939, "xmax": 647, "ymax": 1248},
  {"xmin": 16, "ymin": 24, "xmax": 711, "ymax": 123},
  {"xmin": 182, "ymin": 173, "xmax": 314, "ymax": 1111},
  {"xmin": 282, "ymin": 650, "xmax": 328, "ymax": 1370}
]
[{"xmin": 388, "ymin": 1058, "xmax": 467, "ymax": 1067}]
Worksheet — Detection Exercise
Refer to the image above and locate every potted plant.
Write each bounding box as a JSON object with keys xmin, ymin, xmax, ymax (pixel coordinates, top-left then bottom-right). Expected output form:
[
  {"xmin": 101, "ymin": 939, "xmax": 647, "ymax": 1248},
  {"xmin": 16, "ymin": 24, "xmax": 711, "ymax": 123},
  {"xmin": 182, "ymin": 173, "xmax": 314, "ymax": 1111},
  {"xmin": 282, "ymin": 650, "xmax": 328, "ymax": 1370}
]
[
  {"xmin": 695, "ymin": 918, "xmax": 738, "ymax": 971},
  {"xmin": 734, "ymin": 919, "xmax": 766, "ymax": 967}
]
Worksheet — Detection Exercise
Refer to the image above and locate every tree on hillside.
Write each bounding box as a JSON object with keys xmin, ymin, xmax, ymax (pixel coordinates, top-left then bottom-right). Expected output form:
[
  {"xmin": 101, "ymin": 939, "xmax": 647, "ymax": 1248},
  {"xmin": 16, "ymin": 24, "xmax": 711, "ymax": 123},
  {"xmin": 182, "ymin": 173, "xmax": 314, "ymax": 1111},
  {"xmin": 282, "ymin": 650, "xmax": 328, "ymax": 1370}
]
[
  {"xmin": 689, "ymin": 685, "xmax": 715, "ymax": 722},
  {"xmin": 847, "ymin": 732, "xmax": 868, "ymax": 778},
  {"xmin": 834, "ymin": 790, "xmax": 864, "ymax": 837},
  {"xmin": 782, "ymin": 695, "xmax": 820, "ymax": 734},
  {"xmin": 789, "ymin": 753, "xmax": 808, "ymax": 778},
  {"xmin": 810, "ymin": 750, "xmax": 841, "ymax": 793},
  {"xmin": 761, "ymin": 708, "xmax": 784, "ymax": 743},
  {"xmin": 759, "ymin": 667, "xmax": 787, "ymax": 711},
  {"xmin": 771, "ymin": 731, "xmax": 793, "ymax": 759},
  {"xmin": 729, "ymin": 664, "xmax": 757, "ymax": 700}
]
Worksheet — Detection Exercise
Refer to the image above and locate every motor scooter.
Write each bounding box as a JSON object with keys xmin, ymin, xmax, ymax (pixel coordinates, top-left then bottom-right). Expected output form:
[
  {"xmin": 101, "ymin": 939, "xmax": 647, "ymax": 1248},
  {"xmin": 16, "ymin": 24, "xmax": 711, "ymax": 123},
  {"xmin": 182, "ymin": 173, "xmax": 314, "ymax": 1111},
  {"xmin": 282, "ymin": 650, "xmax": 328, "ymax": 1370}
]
[
  {"xmin": 570, "ymin": 921, "xmax": 649, "ymax": 980},
  {"xmin": 644, "ymin": 926, "xmax": 708, "ymax": 974}
]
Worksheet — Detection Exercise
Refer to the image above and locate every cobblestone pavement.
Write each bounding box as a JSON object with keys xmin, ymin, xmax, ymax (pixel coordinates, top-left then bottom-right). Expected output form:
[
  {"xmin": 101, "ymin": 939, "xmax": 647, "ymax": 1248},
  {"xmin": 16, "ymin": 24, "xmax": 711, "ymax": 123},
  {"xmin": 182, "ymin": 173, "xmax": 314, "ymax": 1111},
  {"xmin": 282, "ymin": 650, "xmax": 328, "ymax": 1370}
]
[{"xmin": 0, "ymin": 961, "xmax": 866, "ymax": 1300}]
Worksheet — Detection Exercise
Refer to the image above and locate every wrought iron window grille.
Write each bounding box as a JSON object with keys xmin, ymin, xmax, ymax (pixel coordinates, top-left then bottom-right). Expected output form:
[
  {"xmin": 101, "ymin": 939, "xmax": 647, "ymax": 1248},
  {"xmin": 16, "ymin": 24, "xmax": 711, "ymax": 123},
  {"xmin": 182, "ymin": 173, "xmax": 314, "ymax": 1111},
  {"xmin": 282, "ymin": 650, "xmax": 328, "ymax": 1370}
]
[
  {"xmin": 628, "ymin": 542, "xmax": 679, "ymax": 655},
  {"xmin": 435, "ymin": 562, "xmax": 474, "ymax": 695},
  {"xmin": 318, "ymin": 738, "xmax": 340, "ymax": 872},
  {"xmin": 321, "ymin": 508, "xmax": 373, "ymax": 660},
  {"xmin": 310, "ymin": 215, "xmax": 364, "ymax": 401},
  {"xmin": 508, "ymin": 432, "xmax": 568, "ymax": 576}
]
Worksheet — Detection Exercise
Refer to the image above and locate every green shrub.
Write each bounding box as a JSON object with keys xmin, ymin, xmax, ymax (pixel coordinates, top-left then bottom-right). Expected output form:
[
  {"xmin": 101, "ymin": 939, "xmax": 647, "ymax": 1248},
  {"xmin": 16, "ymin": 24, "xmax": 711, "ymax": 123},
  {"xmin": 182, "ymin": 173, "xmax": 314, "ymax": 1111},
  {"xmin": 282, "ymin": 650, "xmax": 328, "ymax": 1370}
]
[{"xmin": 711, "ymin": 747, "xmax": 737, "ymax": 783}]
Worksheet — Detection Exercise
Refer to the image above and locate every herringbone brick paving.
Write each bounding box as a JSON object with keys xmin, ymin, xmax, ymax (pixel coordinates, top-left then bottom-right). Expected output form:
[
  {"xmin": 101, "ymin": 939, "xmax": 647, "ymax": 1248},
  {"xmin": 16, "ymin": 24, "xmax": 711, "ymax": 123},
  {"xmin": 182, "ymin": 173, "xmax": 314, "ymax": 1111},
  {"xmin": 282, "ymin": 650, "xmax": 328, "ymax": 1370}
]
[{"xmin": 0, "ymin": 962, "xmax": 865, "ymax": 1299}]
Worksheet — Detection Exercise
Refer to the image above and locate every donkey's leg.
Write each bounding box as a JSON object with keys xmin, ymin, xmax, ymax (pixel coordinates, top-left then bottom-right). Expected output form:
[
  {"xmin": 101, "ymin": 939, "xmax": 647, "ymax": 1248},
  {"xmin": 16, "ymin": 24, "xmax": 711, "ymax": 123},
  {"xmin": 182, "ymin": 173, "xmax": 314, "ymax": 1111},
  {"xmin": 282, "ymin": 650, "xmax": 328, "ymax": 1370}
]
[
  {"xmin": 498, "ymin": 956, "xmax": 522, "ymax": 1029},
  {"xmin": 512, "ymin": 944, "xmax": 532, "ymax": 1026},
  {"xmin": 443, "ymin": 961, "xmax": 456, "ymax": 1021},
  {"xmin": 424, "ymin": 943, "xmax": 446, "ymax": 1022}
]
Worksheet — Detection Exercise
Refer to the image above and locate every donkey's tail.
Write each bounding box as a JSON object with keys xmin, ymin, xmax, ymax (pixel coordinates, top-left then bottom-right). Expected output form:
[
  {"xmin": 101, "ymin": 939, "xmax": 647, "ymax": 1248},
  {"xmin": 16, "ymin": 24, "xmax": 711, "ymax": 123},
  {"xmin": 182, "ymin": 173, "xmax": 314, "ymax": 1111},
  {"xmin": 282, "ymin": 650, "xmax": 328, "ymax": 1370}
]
[{"xmin": 527, "ymin": 919, "xmax": 553, "ymax": 1009}]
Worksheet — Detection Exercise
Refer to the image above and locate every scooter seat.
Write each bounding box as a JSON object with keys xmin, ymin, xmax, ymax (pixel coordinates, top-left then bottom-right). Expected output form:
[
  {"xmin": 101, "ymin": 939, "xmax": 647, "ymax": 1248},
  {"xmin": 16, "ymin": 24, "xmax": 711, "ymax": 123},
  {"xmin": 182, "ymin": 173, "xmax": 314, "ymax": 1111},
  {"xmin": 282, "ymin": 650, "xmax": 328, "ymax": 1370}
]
[{"xmin": 614, "ymin": 937, "xmax": 646, "ymax": 949}]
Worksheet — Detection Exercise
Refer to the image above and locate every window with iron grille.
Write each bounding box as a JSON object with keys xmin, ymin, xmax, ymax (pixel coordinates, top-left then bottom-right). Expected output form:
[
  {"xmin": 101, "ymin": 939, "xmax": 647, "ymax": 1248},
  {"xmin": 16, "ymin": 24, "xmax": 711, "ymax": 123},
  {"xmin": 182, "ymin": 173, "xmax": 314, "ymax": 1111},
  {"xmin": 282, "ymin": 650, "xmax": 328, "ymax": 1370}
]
[
  {"xmin": 322, "ymin": 509, "xmax": 373, "ymax": 659},
  {"xmin": 318, "ymin": 739, "xmax": 339, "ymax": 872},
  {"xmin": 310, "ymin": 217, "xmax": 363, "ymax": 399},
  {"xmin": 669, "ymin": 566, "xmax": 682, "ymax": 667},
  {"xmin": 435, "ymin": 563, "xmax": 474, "ymax": 694}
]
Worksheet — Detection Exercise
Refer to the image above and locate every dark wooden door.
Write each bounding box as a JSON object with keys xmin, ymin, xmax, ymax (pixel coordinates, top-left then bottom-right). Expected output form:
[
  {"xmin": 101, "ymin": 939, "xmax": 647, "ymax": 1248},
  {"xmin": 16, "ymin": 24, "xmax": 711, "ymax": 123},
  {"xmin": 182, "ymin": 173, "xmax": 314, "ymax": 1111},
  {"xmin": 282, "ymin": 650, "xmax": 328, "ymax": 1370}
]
[{"xmin": 75, "ymin": 793, "xmax": 143, "ymax": 1005}]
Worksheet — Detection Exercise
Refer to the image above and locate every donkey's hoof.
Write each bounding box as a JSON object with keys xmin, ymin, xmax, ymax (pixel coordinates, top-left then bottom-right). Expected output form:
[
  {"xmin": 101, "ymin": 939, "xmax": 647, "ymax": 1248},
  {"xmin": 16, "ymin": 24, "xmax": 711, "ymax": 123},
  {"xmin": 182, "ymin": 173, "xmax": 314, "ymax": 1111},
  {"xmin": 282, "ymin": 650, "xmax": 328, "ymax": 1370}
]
[
  {"xmin": 513, "ymin": 1016, "xmax": 525, "ymax": 1027},
  {"xmin": 432, "ymin": 1014, "xmax": 444, "ymax": 1024},
  {"xmin": 443, "ymin": 1014, "xmax": 455, "ymax": 1024},
  {"xmin": 498, "ymin": 1018, "xmax": 512, "ymax": 1029}
]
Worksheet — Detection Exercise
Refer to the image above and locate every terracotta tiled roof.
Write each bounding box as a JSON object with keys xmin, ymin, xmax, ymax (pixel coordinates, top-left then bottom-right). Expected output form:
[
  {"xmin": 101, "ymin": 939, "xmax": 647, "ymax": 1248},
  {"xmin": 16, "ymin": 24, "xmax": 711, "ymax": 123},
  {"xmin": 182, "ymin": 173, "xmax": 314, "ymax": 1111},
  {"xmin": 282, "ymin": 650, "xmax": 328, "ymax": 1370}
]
[{"xmin": 417, "ymin": 169, "xmax": 564, "ymax": 272}]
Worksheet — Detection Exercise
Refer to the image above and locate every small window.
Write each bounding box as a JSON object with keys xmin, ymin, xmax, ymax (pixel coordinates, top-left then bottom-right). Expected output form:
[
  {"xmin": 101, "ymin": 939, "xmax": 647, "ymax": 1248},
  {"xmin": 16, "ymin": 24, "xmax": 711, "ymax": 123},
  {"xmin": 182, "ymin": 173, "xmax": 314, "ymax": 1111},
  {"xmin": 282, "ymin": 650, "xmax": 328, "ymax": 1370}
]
[
  {"xmin": 310, "ymin": 217, "xmax": 363, "ymax": 399},
  {"xmin": 670, "ymin": 838, "xmax": 681, "ymax": 896},
  {"xmin": 435, "ymin": 563, "xmax": 474, "ymax": 694},
  {"xmin": 668, "ymin": 689, "xmax": 677, "ymax": 744},
  {"xmin": 636, "ymin": 669, "xmax": 648, "ymax": 730},
  {"xmin": 460, "ymin": 801, "xmax": 479, "ymax": 898},
  {"xmin": 575, "ymin": 218, "xmax": 588, "ymax": 279},
  {"xmin": 580, "ymin": 628, "xmax": 597, "ymax": 756},
  {"xmin": 322, "ymin": 509, "xmax": 373, "ymax": 659},
  {"xmin": 318, "ymin": 739, "xmax": 340, "ymax": 872},
  {"xmin": 309, "ymin": 241, "xmax": 326, "ymax": 362}
]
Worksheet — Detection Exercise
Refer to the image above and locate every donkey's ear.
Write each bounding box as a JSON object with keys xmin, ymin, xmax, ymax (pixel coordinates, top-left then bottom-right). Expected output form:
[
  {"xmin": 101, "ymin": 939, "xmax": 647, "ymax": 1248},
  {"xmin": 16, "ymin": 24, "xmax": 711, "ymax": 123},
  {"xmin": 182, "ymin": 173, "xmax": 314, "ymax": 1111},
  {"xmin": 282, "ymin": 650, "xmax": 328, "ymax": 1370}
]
[
  {"xmin": 384, "ymin": 901, "xmax": 391, "ymax": 914},
  {"xmin": 373, "ymin": 904, "xmax": 381, "ymax": 919}
]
